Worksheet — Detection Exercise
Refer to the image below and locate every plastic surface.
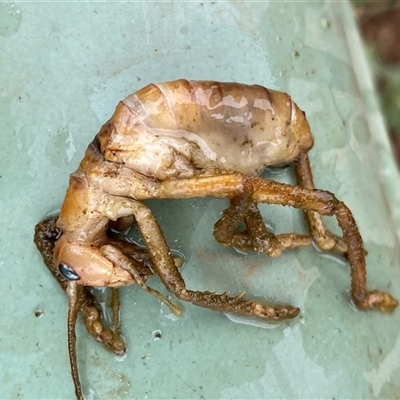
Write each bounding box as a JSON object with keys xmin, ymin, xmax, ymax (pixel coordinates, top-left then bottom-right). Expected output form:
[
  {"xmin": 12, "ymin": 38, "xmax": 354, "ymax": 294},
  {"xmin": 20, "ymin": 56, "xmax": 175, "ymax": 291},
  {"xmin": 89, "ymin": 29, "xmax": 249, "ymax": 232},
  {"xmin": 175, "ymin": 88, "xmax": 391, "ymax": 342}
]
[{"xmin": 1, "ymin": 1, "xmax": 400, "ymax": 398}]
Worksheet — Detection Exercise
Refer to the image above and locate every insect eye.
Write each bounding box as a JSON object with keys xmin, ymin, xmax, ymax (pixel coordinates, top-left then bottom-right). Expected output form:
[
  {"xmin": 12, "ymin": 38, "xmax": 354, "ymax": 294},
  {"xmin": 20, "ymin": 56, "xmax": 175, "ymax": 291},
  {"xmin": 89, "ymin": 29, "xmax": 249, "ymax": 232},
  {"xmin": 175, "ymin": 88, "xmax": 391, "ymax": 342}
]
[{"xmin": 58, "ymin": 262, "xmax": 80, "ymax": 281}]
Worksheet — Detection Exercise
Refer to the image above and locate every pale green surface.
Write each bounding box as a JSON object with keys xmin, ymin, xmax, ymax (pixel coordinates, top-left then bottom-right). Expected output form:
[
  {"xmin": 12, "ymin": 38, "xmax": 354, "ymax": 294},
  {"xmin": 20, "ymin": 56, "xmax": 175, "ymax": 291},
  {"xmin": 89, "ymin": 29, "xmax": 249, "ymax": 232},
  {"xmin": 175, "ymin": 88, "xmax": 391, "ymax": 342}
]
[{"xmin": 1, "ymin": 1, "xmax": 400, "ymax": 399}]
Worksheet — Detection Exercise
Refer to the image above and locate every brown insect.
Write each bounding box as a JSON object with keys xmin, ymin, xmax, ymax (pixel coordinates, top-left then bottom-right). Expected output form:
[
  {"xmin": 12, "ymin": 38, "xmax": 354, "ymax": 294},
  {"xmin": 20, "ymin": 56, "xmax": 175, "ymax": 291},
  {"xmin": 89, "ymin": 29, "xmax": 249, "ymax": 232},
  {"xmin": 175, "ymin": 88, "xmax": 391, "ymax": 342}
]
[{"xmin": 34, "ymin": 80, "xmax": 398, "ymax": 400}]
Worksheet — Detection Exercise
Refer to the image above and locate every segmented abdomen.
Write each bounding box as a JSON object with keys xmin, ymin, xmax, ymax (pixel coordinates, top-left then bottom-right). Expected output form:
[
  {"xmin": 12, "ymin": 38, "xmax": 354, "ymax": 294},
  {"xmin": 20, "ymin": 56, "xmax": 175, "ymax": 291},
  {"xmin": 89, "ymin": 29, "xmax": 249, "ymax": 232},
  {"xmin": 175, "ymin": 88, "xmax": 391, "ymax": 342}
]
[{"xmin": 97, "ymin": 80, "xmax": 313, "ymax": 180}]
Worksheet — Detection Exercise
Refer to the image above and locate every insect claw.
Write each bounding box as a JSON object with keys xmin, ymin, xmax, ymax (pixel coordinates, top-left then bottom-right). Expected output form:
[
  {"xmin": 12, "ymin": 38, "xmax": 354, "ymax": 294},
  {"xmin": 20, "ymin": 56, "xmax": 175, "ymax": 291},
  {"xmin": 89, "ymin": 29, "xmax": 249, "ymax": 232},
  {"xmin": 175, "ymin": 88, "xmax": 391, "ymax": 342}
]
[{"xmin": 146, "ymin": 287, "xmax": 183, "ymax": 316}]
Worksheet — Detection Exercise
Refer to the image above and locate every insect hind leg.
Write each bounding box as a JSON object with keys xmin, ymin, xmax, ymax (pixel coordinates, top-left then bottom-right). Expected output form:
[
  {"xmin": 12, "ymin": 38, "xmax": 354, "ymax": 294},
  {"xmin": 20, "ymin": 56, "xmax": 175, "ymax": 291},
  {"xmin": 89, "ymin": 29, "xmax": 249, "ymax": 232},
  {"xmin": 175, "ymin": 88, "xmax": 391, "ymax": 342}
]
[
  {"xmin": 155, "ymin": 173, "xmax": 397, "ymax": 313},
  {"xmin": 295, "ymin": 151, "xmax": 347, "ymax": 254},
  {"xmin": 213, "ymin": 195, "xmax": 311, "ymax": 257},
  {"xmin": 127, "ymin": 199, "xmax": 299, "ymax": 321}
]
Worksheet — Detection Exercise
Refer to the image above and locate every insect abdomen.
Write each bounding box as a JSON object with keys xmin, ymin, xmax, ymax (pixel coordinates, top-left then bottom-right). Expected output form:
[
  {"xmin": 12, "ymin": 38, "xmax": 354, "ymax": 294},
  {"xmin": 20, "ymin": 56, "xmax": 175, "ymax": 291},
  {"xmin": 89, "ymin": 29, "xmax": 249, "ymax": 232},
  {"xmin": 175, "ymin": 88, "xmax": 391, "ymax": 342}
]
[{"xmin": 98, "ymin": 80, "xmax": 313, "ymax": 180}]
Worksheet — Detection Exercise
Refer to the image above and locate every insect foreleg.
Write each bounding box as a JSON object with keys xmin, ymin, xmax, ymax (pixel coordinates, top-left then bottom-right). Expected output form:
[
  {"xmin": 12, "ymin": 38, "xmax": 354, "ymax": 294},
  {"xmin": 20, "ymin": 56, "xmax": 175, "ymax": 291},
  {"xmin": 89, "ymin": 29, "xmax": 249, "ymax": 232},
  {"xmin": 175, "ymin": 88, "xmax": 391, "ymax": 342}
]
[{"xmin": 109, "ymin": 288, "xmax": 123, "ymax": 345}]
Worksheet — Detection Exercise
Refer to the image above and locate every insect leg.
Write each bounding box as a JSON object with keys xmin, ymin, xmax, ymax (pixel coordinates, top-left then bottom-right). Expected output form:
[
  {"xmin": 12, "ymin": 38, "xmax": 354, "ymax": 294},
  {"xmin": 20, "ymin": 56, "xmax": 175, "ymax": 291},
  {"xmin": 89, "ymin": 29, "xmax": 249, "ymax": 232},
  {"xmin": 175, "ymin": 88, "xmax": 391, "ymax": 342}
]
[
  {"xmin": 83, "ymin": 288, "xmax": 126, "ymax": 356},
  {"xmin": 250, "ymin": 177, "xmax": 398, "ymax": 312},
  {"xmin": 212, "ymin": 194, "xmax": 254, "ymax": 250},
  {"xmin": 153, "ymin": 175, "xmax": 397, "ymax": 313},
  {"xmin": 213, "ymin": 195, "xmax": 311, "ymax": 257},
  {"xmin": 101, "ymin": 197, "xmax": 300, "ymax": 321},
  {"xmin": 100, "ymin": 244, "xmax": 183, "ymax": 316},
  {"xmin": 295, "ymin": 151, "xmax": 348, "ymax": 254},
  {"xmin": 110, "ymin": 288, "xmax": 122, "ymax": 339}
]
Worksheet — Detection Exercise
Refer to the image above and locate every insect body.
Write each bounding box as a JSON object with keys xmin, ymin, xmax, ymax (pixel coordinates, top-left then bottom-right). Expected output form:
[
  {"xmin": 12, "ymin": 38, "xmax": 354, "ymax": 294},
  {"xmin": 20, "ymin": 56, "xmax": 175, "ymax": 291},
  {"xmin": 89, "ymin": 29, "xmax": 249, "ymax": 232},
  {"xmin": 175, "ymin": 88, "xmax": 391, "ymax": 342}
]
[
  {"xmin": 98, "ymin": 80, "xmax": 314, "ymax": 179},
  {"xmin": 37, "ymin": 80, "xmax": 397, "ymax": 399}
]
